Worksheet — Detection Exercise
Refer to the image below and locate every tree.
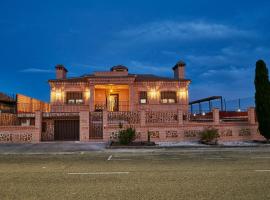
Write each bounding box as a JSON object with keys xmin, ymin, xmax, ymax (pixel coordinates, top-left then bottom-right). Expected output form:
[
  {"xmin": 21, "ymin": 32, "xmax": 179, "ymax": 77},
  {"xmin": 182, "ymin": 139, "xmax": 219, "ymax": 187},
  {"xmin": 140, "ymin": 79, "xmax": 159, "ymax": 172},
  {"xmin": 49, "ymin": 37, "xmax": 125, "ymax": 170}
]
[{"xmin": 255, "ymin": 60, "xmax": 270, "ymax": 141}]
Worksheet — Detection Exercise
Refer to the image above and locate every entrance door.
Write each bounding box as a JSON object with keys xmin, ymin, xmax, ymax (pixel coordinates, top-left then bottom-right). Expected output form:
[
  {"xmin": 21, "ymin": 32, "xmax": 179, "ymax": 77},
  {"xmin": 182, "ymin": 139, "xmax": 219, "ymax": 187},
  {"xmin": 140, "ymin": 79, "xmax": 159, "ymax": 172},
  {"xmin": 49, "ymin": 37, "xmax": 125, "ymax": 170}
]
[
  {"xmin": 54, "ymin": 120, "xmax": 79, "ymax": 141},
  {"xmin": 108, "ymin": 94, "xmax": 119, "ymax": 111}
]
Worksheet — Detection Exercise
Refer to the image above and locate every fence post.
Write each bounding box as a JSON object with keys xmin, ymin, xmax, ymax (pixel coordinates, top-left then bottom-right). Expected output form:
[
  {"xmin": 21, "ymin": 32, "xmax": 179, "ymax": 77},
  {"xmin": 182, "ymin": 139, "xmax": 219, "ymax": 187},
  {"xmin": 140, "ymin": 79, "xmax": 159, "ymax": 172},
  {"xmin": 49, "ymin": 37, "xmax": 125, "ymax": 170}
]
[
  {"xmin": 80, "ymin": 111, "xmax": 89, "ymax": 141},
  {"xmin": 248, "ymin": 107, "xmax": 256, "ymax": 125},
  {"xmin": 34, "ymin": 111, "xmax": 42, "ymax": 143},
  {"xmin": 140, "ymin": 110, "xmax": 146, "ymax": 127},
  {"xmin": 212, "ymin": 108, "xmax": 220, "ymax": 125},
  {"xmin": 178, "ymin": 110, "xmax": 183, "ymax": 125}
]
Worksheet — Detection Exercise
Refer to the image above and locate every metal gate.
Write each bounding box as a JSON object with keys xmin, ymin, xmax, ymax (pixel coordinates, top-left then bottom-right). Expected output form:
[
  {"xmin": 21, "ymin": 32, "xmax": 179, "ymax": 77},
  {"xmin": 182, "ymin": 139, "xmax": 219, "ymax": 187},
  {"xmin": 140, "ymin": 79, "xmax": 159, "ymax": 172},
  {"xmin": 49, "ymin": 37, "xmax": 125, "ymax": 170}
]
[
  {"xmin": 54, "ymin": 120, "xmax": 79, "ymax": 141},
  {"xmin": 89, "ymin": 112, "xmax": 103, "ymax": 139}
]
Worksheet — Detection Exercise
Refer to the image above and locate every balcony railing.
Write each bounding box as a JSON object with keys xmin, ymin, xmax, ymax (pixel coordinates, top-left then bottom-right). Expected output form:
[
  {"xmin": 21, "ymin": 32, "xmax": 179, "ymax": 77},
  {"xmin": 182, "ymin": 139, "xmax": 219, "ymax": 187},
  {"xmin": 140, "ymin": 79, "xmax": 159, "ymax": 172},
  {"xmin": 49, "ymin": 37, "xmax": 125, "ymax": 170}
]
[
  {"xmin": 50, "ymin": 104, "xmax": 89, "ymax": 113},
  {"xmin": 94, "ymin": 101, "xmax": 129, "ymax": 112}
]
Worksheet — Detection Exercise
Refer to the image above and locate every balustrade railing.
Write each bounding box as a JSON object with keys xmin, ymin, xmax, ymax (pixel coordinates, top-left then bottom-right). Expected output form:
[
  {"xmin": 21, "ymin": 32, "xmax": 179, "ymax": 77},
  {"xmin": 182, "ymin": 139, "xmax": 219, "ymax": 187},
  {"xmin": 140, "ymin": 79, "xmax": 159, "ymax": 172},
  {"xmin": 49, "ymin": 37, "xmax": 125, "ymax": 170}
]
[
  {"xmin": 108, "ymin": 111, "xmax": 140, "ymax": 124},
  {"xmin": 94, "ymin": 101, "xmax": 129, "ymax": 112},
  {"xmin": 146, "ymin": 111, "xmax": 178, "ymax": 124},
  {"xmin": 188, "ymin": 112, "xmax": 214, "ymax": 122},
  {"xmin": 219, "ymin": 111, "xmax": 248, "ymax": 122},
  {"xmin": 50, "ymin": 104, "xmax": 89, "ymax": 112}
]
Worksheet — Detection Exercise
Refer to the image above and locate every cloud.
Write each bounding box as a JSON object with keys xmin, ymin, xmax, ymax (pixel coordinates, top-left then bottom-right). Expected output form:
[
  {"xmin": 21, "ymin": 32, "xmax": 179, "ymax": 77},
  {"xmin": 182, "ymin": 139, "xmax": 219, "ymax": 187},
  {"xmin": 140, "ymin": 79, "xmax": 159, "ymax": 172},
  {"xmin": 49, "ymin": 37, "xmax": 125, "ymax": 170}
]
[
  {"xmin": 20, "ymin": 68, "xmax": 54, "ymax": 73},
  {"xmin": 118, "ymin": 21, "xmax": 256, "ymax": 42},
  {"xmin": 128, "ymin": 60, "xmax": 172, "ymax": 74}
]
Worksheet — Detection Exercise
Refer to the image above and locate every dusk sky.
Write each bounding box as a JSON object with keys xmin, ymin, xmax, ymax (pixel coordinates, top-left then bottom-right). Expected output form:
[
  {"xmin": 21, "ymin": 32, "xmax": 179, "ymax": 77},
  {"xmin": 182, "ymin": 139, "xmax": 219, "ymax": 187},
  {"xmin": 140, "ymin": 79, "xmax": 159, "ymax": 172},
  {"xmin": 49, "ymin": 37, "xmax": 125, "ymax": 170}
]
[{"xmin": 0, "ymin": 0, "xmax": 269, "ymax": 102}]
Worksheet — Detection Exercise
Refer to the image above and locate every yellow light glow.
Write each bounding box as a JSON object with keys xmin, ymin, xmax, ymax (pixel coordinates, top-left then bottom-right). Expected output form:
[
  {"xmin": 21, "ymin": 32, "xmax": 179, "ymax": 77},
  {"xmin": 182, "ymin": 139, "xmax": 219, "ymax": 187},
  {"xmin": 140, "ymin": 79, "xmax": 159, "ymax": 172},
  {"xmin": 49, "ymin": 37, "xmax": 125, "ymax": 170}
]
[
  {"xmin": 149, "ymin": 88, "xmax": 159, "ymax": 99},
  {"xmin": 178, "ymin": 89, "xmax": 188, "ymax": 100},
  {"xmin": 85, "ymin": 88, "xmax": 90, "ymax": 100},
  {"xmin": 110, "ymin": 89, "xmax": 113, "ymax": 93}
]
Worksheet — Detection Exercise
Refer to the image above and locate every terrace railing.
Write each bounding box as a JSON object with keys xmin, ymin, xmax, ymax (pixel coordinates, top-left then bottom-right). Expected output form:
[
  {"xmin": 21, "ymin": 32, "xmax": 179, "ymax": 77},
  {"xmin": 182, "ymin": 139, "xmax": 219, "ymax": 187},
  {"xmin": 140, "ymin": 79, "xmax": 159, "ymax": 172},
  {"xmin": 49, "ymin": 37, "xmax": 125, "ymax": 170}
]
[
  {"xmin": 146, "ymin": 111, "xmax": 178, "ymax": 124},
  {"xmin": 94, "ymin": 101, "xmax": 129, "ymax": 112},
  {"xmin": 188, "ymin": 112, "xmax": 214, "ymax": 122},
  {"xmin": 219, "ymin": 111, "xmax": 248, "ymax": 122},
  {"xmin": 50, "ymin": 104, "xmax": 89, "ymax": 113},
  {"xmin": 108, "ymin": 111, "xmax": 140, "ymax": 125}
]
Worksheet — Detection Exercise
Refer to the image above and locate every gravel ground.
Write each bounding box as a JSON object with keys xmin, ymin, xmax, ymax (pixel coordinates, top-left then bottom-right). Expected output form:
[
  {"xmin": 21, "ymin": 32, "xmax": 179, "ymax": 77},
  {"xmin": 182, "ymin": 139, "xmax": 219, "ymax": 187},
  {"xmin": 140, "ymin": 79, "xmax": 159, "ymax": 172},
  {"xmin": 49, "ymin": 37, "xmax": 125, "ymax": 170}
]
[{"xmin": 0, "ymin": 147, "xmax": 270, "ymax": 200}]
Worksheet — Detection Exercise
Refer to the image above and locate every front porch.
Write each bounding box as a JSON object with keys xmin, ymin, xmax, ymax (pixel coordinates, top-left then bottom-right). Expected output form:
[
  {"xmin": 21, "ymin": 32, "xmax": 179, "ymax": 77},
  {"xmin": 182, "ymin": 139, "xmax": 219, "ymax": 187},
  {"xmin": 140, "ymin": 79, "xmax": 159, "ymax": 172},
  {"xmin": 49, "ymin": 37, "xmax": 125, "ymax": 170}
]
[{"xmin": 92, "ymin": 84, "xmax": 131, "ymax": 112}]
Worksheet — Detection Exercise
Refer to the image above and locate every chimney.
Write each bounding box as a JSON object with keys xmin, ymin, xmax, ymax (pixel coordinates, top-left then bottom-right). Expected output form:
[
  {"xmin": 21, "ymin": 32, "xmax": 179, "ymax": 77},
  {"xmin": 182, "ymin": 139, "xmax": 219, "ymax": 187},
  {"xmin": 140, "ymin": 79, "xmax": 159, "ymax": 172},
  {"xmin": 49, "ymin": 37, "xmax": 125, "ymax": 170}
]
[
  {"xmin": 173, "ymin": 60, "xmax": 186, "ymax": 80},
  {"xmin": 55, "ymin": 64, "xmax": 68, "ymax": 79}
]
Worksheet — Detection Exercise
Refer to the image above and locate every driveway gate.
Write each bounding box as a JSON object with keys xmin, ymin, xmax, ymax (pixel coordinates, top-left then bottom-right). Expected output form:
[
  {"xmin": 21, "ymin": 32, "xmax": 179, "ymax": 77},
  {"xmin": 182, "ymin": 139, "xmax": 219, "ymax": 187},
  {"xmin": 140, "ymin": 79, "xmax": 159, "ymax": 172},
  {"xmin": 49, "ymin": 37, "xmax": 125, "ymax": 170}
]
[
  {"xmin": 89, "ymin": 112, "xmax": 103, "ymax": 139},
  {"xmin": 54, "ymin": 120, "xmax": 79, "ymax": 141}
]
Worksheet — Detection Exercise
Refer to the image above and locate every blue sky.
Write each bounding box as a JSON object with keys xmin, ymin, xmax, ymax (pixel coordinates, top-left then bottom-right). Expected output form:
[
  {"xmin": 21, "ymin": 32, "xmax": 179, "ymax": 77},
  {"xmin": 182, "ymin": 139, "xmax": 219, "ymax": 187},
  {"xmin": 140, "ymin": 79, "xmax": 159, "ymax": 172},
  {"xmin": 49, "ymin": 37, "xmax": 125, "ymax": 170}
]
[{"xmin": 0, "ymin": 0, "xmax": 269, "ymax": 102}]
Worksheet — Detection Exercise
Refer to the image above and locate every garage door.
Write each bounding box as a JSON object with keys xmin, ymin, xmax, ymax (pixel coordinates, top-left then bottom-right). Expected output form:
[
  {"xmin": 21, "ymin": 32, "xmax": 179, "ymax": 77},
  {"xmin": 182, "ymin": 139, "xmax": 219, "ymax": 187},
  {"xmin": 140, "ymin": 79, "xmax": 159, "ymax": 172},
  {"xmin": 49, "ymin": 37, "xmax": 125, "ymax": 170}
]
[{"xmin": 54, "ymin": 120, "xmax": 79, "ymax": 141}]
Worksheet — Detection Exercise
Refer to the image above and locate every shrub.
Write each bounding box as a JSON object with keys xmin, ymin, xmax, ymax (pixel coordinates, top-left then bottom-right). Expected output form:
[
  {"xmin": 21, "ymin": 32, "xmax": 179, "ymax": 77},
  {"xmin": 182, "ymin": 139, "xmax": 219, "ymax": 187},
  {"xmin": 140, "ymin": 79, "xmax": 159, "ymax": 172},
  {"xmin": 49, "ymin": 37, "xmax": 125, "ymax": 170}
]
[
  {"xmin": 118, "ymin": 127, "xmax": 136, "ymax": 145},
  {"xmin": 200, "ymin": 127, "xmax": 219, "ymax": 145}
]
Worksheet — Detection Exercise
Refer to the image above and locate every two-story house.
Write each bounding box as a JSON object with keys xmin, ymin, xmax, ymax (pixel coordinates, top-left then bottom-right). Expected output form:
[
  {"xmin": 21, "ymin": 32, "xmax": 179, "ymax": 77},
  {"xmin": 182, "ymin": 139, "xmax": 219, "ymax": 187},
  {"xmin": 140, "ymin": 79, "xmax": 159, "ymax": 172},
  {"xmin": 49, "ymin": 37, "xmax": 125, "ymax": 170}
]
[{"xmin": 48, "ymin": 61, "xmax": 190, "ymax": 114}]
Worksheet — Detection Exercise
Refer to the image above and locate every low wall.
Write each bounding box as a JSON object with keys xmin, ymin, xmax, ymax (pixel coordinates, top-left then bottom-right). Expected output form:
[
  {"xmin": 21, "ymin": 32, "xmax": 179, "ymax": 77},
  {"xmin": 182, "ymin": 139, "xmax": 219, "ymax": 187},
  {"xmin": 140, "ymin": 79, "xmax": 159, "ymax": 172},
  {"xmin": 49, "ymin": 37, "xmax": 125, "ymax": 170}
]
[
  {"xmin": 0, "ymin": 126, "xmax": 40, "ymax": 143},
  {"xmin": 103, "ymin": 122, "xmax": 264, "ymax": 142}
]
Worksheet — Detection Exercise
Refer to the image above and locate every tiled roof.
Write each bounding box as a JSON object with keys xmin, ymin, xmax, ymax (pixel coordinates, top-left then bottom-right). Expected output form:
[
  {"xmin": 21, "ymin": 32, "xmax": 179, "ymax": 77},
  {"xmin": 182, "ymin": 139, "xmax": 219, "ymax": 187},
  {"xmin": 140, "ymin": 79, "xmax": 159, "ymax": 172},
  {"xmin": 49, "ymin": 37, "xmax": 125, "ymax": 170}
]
[
  {"xmin": 0, "ymin": 93, "xmax": 16, "ymax": 102},
  {"xmin": 48, "ymin": 73, "xmax": 190, "ymax": 82},
  {"xmin": 134, "ymin": 74, "xmax": 190, "ymax": 82}
]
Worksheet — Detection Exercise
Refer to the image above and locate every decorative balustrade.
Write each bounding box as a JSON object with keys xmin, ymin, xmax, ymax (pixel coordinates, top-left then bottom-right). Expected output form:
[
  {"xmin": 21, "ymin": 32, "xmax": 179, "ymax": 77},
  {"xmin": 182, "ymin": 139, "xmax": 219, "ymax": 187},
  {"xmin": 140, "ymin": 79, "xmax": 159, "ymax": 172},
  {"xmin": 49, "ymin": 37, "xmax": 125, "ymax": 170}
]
[
  {"xmin": 108, "ymin": 111, "xmax": 140, "ymax": 124},
  {"xmin": 50, "ymin": 104, "xmax": 89, "ymax": 112},
  {"xmin": 219, "ymin": 111, "xmax": 248, "ymax": 122},
  {"xmin": 0, "ymin": 113, "xmax": 21, "ymax": 126},
  {"xmin": 146, "ymin": 111, "xmax": 178, "ymax": 124},
  {"xmin": 188, "ymin": 112, "xmax": 214, "ymax": 122}
]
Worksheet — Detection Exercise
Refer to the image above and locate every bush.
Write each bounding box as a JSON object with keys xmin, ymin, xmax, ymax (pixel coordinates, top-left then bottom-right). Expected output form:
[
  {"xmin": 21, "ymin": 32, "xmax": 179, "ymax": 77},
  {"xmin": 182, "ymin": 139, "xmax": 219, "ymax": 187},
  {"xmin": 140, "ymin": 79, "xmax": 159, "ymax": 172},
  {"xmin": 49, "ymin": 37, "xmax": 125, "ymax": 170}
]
[
  {"xmin": 200, "ymin": 127, "xmax": 219, "ymax": 145},
  {"xmin": 118, "ymin": 127, "xmax": 136, "ymax": 145}
]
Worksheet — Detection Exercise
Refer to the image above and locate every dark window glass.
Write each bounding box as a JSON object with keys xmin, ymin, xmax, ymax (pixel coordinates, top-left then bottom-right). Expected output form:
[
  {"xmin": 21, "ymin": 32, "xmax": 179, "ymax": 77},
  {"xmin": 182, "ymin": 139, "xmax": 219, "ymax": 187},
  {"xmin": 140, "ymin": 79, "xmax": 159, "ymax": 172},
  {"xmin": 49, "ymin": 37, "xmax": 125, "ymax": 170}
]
[
  {"xmin": 160, "ymin": 91, "xmax": 177, "ymax": 104},
  {"xmin": 139, "ymin": 91, "xmax": 147, "ymax": 104},
  {"xmin": 66, "ymin": 92, "xmax": 83, "ymax": 104}
]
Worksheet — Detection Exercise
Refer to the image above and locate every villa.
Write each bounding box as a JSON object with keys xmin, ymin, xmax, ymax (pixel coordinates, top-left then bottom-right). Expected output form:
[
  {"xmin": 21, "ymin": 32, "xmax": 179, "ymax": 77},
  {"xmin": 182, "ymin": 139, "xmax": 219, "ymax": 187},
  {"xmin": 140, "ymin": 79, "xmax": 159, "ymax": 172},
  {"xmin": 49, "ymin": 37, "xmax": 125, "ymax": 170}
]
[
  {"xmin": 0, "ymin": 60, "xmax": 264, "ymax": 143},
  {"xmin": 49, "ymin": 61, "xmax": 190, "ymax": 113}
]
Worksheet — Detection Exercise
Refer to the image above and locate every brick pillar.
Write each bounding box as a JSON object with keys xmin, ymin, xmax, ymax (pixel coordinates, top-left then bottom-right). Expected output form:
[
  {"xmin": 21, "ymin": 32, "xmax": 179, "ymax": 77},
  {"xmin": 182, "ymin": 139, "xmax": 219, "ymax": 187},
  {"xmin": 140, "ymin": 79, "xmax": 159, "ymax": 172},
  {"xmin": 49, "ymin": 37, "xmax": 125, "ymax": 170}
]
[
  {"xmin": 34, "ymin": 111, "xmax": 42, "ymax": 143},
  {"xmin": 178, "ymin": 110, "xmax": 183, "ymax": 125},
  {"xmin": 129, "ymin": 84, "xmax": 135, "ymax": 111},
  {"xmin": 80, "ymin": 111, "xmax": 89, "ymax": 141},
  {"xmin": 212, "ymin": 108, "xmax": 220, "ymax": 125},
  {"xmin": 89, "ymin": 84, "xmax": 95, "ymax": 112},
  {"xmin": 102, "ymin": 110, "xmax": 108, "ymax": 141},
  {"xmin": 140, "ymin": 110, "xmax": 146, "ymax": 127},
  {"xmin": 248, "ymin": 107, "xmax": 256, "ymax": 125}
]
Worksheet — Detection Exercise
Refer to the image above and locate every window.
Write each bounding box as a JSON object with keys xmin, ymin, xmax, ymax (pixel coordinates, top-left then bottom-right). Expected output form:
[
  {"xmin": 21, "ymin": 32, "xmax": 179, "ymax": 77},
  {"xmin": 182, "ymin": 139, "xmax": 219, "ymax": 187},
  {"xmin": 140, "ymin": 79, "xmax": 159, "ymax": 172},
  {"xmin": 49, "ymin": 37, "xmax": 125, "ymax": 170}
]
[
  {"xmin": 160, "ymin": 91, "xmax": 177, "ymax": 104},
  {"xmin": 66, "ymin": 92, "xmax": 83, "ymax": 104},
  {"xmin": 139, "ymin": 91, "xmax": 147, "ymax": 104}
]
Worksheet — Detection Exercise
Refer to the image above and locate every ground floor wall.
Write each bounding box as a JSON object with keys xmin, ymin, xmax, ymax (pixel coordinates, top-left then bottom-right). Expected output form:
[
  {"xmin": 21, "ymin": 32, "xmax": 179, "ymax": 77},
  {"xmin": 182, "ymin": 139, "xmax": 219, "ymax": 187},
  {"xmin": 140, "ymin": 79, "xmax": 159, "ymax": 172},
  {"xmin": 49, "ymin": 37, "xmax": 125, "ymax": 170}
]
[
  {"xmin": 0, "ymin": 108, "xmax": 266, "ymax": 143},
  {"xmin": 103, "ymin": 123, "xmax": 264, "ymax": 143}
]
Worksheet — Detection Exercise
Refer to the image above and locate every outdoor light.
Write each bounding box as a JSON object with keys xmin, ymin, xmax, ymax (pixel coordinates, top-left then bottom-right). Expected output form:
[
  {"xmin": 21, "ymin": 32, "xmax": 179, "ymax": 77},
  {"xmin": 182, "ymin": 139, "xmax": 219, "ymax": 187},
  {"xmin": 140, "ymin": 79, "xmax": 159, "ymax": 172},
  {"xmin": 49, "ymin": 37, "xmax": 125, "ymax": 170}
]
[
  {"xmin": 85, "ymin": 88, "xmax": 90, "ymax": 100},
  {"xmin": 202, "ymin": 112, "xmax": 206, "ymax": 116},
  {"xmin": 237, "ymin": 108, "xmax": 241, "ymax": 112},
  {"xmin": 178, "ymin": 88, "xmax": 187, "ymax": 99},
  {"xmin": 149, "ymin": 88, "xmax": 158, "ymax": 99}
]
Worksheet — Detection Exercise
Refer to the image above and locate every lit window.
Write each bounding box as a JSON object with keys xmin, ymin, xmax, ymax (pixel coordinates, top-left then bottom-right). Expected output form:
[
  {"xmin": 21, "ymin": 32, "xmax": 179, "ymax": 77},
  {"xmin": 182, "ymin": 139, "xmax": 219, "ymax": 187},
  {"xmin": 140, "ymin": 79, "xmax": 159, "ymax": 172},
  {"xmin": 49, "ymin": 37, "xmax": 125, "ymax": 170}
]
[
  {"xmin": 66, "ymin": 92, "xmax": 83, "ymax": 104},
  {"xmin": 160, "ymin": 91, "xmax": 177, "ymax": 104},
  {"xmin": 139, "ymin": 91, "xmax": 147, "ymax": 104}
]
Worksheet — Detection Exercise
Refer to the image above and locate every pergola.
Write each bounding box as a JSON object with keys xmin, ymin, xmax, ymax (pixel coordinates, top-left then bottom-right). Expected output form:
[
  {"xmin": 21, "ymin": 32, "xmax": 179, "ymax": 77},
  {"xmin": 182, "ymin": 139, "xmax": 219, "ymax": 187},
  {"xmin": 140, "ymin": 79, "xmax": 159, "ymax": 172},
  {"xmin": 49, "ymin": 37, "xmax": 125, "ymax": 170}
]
[{"xmin": 189, "ymin": 96, "xmax": 223, "ymax": 114}]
